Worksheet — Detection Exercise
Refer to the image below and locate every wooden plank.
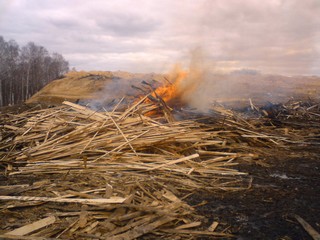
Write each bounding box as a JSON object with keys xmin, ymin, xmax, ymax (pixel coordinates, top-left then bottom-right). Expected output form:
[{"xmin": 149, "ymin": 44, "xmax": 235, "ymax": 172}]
[
  {"xmin": 208, "ymin": 221, "xmax": 219, "ymax": 232},
  {"xmin": 82, "ymin": 221, "xmax": 99, "ymax": 233},
  {"xmin": 108, "ymin": 216, "xmax": 174, "ymax": 240},
  {"xmin": 162, "ymin": 190, "xmax": 181, "ymax": 203},
  {"xmin": 295, "ymin": 215, "xmax": 320, "ymax": 240},
  {"xmin": 3, "ymin": 125, "xmax": 20, "ymax": 131},
  {"xmin": 147, "ymin": 153, "xmax": 199, "ymax": 171},
  {"xmin": 119, "ymin": 94, "xmax": 150, "ymax": 120},
  {"xmin": 105, "ymin": 110, "xmax": 137, "ymax": 155},
  {"xmin": 0, "ymin": 195, "xmax": 127, "ymax": 205},
  {"xmin": 4, "ymin": 216, "xmax": 56, "ymax": 236},
  {"xmin": 161, "ymin": 229, "xmax": 234, "ymax": 237},
  {"xmin": 197, "ymin": 150, "xmax": 238, "ymax": 156},
  {"xmin": 106, "ymin": 214, "xmax": 158, "ymax": 237},
  {"xmin": 0, "ymin": 235, "xmax": 57, "ymax": 240},
  {"xmin": 175, "ymin": 221, "xmax": 202, "ymax": 230}
]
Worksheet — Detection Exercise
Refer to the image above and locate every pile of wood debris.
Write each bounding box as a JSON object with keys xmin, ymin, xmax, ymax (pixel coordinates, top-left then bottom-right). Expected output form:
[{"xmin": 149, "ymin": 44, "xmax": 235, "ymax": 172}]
[
  {"xmin": 0, "ymin": 95, "xmax": 254, "ymax": 239},
  {"xmin": 247, "ymin": 98, "xmax": 320, "ymax": 120},
  {"xmin": 0, "ymin": 95, "xmax": 319, "ymax": 239}
]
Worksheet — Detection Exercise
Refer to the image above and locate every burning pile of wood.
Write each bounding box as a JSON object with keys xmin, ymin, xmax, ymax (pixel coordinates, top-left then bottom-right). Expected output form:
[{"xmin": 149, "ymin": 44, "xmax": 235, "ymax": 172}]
[{"xmin": 0, "ymin": 96, "xmax": 256, "ymax": 239}]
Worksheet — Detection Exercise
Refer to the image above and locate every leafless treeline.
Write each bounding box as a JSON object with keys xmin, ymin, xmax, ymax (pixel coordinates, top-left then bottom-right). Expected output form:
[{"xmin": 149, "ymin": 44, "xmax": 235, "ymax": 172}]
[{"xmin": 0, "ymin": 36, "xmax": 69, "ymax": 107}]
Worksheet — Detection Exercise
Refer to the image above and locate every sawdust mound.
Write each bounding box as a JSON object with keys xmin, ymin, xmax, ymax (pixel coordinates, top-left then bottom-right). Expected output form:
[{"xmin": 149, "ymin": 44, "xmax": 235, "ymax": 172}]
[{"xmin": 27, "ymin": 71, "xmax": 165, "ymax": 105}]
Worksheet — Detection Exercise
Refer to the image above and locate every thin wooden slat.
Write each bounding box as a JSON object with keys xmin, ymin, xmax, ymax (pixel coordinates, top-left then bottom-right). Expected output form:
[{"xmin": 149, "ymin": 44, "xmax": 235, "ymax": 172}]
[
  {"xmin": 147, "ymin": 153, "xmax": 199, "ymax": 171},
  {"xmin": 208, "ymin": 221, "xmax": 219, "ymax": 232},
  {"xmin": 161, "ymin": 229, "xmax": 234, "ymax": 237},
  {"xmin": 62, "ymin": 101, "xmax": 108, "ymax": 122},
  {"xmin": 175, "ymin": 221, "xmax": 202, "ymax": 230},
  {"xmin": 119, "ymin": 94, "xmax": 150, "ymax": 120},
  {"xmin": 4, "ymin": 216, "xmax": 56, "ymax": 236},
  {"xmin": 0, "ymin": 235, "xmax": 57, "ymax": 240},
  {"xmin": 105, "ymin": 110, "xmax": 137, "ymax": 156},
  {"xmin": 0, "ymin": 195, "xmax": 127, "ymax": 205},
  {"xmin": 108, "ymin": 216, "xmax": 174, "ymax": 240},
  {"xmin": 295, "ymin": 215, "xmax": 320, "ymax": 240}
]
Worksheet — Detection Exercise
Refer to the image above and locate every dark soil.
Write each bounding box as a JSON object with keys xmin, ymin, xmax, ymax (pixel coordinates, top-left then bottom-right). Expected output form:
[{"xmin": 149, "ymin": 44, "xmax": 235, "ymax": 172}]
[{"xmin": 188, "ymin": 146, "xmax": 320, "ymax": 240}]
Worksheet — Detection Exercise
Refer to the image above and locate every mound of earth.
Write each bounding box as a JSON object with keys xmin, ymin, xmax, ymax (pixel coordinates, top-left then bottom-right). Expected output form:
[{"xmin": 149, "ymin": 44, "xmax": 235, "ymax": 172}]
[{"xmin": 27, "ymin": 71, "xmax": 165, "ymax": 105}]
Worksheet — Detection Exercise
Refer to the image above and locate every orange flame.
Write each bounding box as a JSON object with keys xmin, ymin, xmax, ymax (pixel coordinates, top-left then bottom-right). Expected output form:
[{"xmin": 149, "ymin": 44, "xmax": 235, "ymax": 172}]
[
  {"xmin": 138, "ymin": 63, "xmax": 203, "ymax": 116},
  {"xmin": 153, "ymin": 64, "xmax": 202, "ymax": 108},
  {"xmin": 153, "ymin": 68, "xmax": 188, "ymax": 104}
]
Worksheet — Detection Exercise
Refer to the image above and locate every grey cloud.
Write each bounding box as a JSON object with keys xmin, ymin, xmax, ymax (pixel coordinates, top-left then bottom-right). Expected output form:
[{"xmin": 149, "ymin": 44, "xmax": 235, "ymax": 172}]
[
  {"xmin": 0, "ymin": 0, "xmax": 319, "ymax": 75},
  {"xmin": 47, "ymin": 17, "xmax": 80, "ymax": 29},
  {"xmin": 192, "ymin": 0, "xmax": 320, "ymax": 74},
  {"xmin": 95, "ymin": 12, "xmax": 159, "ymax": 37}
]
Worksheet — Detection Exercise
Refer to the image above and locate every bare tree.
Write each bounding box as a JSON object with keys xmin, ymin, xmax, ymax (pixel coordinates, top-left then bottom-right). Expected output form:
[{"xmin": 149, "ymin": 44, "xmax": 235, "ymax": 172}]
[
  {"xmin": 0, "ymin": 37, "xmax": 19, "ymax": 106},
  {"xmin": 0, "ymin": 36, "xmax": 69, "ymax": 107}
]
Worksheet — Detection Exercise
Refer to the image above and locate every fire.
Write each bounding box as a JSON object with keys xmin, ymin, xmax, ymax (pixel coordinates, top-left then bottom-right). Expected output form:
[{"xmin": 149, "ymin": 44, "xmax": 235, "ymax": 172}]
[
  {"xmin": 138, "ymin": 63, "xmax": 203, "ymax": 117},
  {"xmin": 153, "ymin": 64, "xmax": 203, "ymax": 108},
  {"xmin": 153, "ymin": 68, "xmax": 188, "ymax": 104},
  {"xmin": 138, "ymin": 66, "xmax": 189, "ymax": 118}
]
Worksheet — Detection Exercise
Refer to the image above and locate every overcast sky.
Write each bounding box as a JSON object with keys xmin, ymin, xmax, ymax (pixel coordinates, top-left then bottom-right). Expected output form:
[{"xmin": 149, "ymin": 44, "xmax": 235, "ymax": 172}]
[{"xmin": 0, "ymin": 0, "xmax": 319, "ymax": 75}]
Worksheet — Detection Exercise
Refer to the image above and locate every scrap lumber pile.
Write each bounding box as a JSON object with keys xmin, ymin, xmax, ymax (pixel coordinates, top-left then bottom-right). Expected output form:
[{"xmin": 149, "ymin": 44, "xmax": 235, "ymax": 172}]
[
  {"xmin": 214, "ymin": 99, "xmax": 320, "ymax": 149},
  {"xmin": 1, "ymin": 95, "xmax": 319, "ymax": 239},
  {"xmin": 0, "ymin": 97, "xmax": 253, "ymax": 239},
  {"xmin": 247, "ymin": 98, "xmax": 320, "ymax": 120},
  {"xmin": 1, "ymin": 99, "xmax": 249, "ymax": 180}
]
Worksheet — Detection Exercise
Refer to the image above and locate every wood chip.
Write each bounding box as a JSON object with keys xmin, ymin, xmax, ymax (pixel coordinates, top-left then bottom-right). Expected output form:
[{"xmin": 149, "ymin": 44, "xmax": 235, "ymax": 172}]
[{"xmin": 208, "ymin": 221, "xmax": 219, "ymax": 232}]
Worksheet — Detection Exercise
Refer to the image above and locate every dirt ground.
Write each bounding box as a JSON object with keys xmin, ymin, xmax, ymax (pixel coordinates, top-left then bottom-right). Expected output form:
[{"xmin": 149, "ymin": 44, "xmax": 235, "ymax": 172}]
[{"xmin": 189, "ymin": 147, "xmax": 320, "ymax": 239}]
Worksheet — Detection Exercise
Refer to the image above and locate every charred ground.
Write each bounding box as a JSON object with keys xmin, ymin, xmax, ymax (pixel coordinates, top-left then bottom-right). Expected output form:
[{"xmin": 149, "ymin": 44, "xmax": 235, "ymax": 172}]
[{"xmin": 190, "ymin": 141, "xmax": 320, "ymax": 239}]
